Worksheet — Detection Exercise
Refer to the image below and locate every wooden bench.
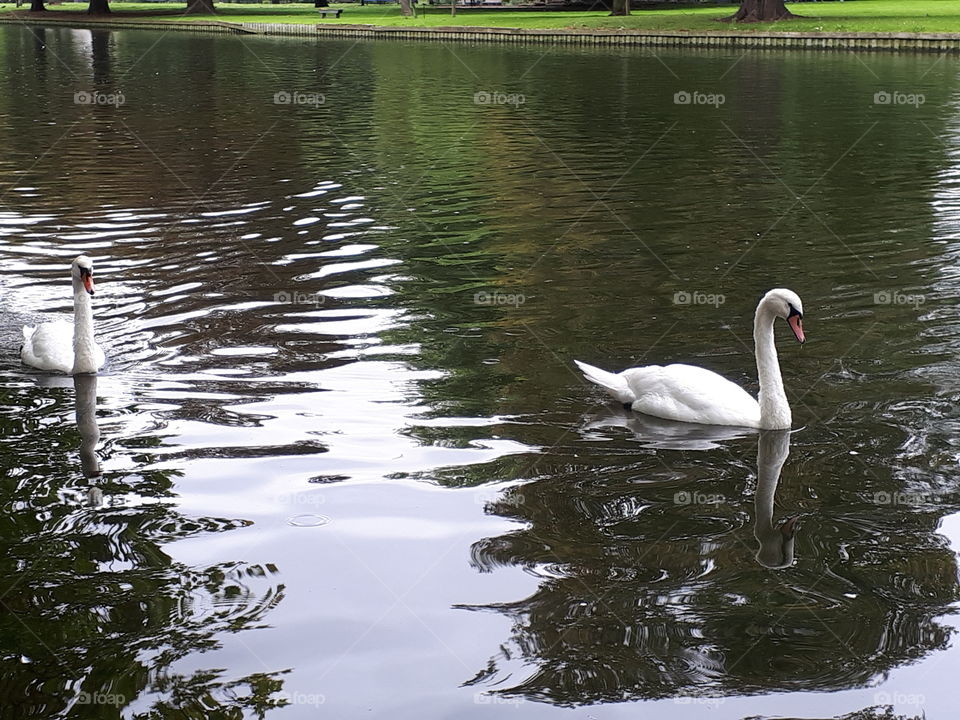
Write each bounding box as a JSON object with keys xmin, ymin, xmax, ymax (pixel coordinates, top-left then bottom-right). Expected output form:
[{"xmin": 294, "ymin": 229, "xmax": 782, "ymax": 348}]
[{"xmin": 317, "ymin": 7, "xmax": 342, "ymax": 17}]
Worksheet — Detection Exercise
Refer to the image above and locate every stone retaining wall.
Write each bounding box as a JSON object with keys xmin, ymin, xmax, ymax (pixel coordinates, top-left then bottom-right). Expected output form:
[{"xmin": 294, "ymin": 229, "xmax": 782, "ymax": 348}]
[{"xmin": 2, "ymin": 15, "xmax": 959, "ymax": 52}]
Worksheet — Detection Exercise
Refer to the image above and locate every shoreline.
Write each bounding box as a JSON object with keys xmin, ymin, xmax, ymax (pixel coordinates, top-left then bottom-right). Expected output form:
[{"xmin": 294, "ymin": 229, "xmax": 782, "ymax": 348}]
[{"xmin": 2, "ymin": 12, "xmax": 959, "ymax": 51}]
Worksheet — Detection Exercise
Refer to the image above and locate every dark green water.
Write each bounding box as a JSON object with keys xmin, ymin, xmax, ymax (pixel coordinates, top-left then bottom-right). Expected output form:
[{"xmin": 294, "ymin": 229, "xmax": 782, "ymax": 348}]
[{"xmin": 0, "ymin": 24, "xmax": 958, "ymax": 719}]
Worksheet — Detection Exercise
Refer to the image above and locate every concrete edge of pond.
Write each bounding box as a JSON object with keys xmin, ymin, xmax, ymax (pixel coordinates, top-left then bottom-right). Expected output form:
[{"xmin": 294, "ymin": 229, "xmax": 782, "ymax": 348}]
[{"xmin": 2, "ymin": 14, "xmax": 959, "ymax": 52}]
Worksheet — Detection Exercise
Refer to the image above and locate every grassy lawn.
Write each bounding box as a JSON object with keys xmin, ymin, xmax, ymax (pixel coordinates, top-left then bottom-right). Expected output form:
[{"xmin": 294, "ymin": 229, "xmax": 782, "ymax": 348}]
[{"xmin": 1, "ymin": 0, "xmax": 958, "ymax": 33}]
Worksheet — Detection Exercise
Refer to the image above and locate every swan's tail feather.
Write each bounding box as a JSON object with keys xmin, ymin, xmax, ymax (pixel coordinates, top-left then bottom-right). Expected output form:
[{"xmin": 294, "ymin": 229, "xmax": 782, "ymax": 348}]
[
  {"xmin": 20, "ymin": 326, "xmax": 35, "ymax": 367},
  {"xmin": 574, "ymin": 360, "xmax": 635, "ymax": 405}
]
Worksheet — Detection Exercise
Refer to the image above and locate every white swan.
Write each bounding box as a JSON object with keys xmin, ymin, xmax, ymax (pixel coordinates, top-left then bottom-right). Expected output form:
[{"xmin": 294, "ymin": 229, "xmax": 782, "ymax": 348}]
[
  {"xmin": 21, "ymin": 255, "xmax": 106, "ymax": 375},
  {"xmin": 575, "ymin": 288, "xmax": 805, "ymax": 430}
]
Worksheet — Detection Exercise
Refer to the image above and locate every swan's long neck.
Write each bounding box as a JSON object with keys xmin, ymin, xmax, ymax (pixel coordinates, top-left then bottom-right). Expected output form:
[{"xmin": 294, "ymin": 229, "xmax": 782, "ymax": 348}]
[
  {"xmin": 754, "ymin": 303, "xmax": 791, "ymax": 430},
  {"xmin": 72, "ymin": 280, "xmax": 98, "ymax": 375}
]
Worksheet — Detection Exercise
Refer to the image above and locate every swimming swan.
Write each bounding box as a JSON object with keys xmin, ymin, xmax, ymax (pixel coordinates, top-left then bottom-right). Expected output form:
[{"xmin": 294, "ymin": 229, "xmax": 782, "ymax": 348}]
[
  {"xmin": 21, "ymin": 255, "xmax": 106, "ymax": 375},
  {"xmin": 575, "ymin": 288, "xmax": 805, "ymax": 430}
]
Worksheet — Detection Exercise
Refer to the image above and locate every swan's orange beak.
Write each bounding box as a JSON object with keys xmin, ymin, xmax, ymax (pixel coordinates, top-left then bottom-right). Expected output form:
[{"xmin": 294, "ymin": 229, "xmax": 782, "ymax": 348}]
[
  {"xmin": 781, "ymin": 516, "xmax": 800, "ymax": 538},
  {"xmin": 788, "ymin": 314, "xmax": 804, "ymax": 344},
  {"xmin": 81, "ymin": 269, "xmax": 95, "ymax": 296}
]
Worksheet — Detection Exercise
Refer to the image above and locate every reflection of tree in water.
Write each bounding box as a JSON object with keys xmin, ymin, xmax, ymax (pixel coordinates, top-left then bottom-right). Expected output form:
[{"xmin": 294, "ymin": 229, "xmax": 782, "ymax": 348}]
[
  {"xmin": 0, "ymin": 383, "xmax": 288, "ymax": 717},
  {"xmin": 459, "ymin": 432, "xmax": 958, "ymax": 706}
]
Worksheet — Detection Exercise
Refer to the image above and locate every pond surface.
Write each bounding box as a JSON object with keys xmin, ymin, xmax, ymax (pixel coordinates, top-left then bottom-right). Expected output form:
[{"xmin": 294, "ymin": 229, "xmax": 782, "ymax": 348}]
[{"xmin": 1, "ymin": 24, "xmax": 959, "ymax": 719}]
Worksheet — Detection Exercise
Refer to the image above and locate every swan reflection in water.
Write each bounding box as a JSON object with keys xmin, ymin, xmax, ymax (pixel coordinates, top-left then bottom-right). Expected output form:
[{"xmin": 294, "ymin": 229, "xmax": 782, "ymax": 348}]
[
  {"xmin": 754, "ymin": 429, "xmax": 800, "ymax": 569},
  {"xmin": 73, "ymin": 373, "xmax": 103, "ymax": 505},
  {"xmin": 581, "ymin": 408, "xmax": 800, "ymax": 567},
  {"xmin": 581, "ymin": 406, "xmax": 753, "ymax": 451},
  {"xmin": 463, "ymin": 416, "xmax": 814, "ymax": 703}
]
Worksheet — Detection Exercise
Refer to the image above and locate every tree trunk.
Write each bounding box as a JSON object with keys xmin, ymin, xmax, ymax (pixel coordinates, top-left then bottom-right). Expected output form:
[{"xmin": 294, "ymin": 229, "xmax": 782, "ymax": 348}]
[
  {"xmin": 609, "ymin": 0, "xmax": 628, "ymax": 16},
  {"xmin": 87, "ymin": 0, "xmax": 110, "ymax": 13},
  {"xmin": 399, "ymin": 0, "xmax": 413, "ymax": 16},
  {"xmin": 720, "ymin": 0, "xmax": 797, "ymax": 23},
  {"xmin": 30, "ymin": 0, "xmax": 47, "ymax": 11},
  {"xmin": 184, "ymin": 0, "xmax": 215, "ymax": 13}
]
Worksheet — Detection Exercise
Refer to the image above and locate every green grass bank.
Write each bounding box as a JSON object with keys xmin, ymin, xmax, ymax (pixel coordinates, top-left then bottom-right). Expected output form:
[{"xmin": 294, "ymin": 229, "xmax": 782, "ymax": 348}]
[{"xmin": 1, "ymin": 0, "xmax": 959, "ymax": 34}]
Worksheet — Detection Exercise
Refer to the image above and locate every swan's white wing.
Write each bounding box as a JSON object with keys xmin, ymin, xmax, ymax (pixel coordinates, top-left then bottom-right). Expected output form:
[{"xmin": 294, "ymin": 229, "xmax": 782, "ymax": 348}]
[
  {"xmin": 21, "ymin": 320, "xmax": 76, "ymax": 374},
  {"xmin": 93, "ymin": 344, "xmax": 106, "ymax": 370},
  {"xmin": 621, "ymin": 364, "xmax": 762, "ymax": 428}
]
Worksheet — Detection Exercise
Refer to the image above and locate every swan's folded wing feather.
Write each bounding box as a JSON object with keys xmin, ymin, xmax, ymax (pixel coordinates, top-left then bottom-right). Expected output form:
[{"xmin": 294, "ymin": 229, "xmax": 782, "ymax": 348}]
[
  {"xmin": 20, "ymin": 320, "xmax": 75, "ymax": 373},
  {"xmin": 623, "ymin": 363, "xmax": 762, "ymax": 427}
]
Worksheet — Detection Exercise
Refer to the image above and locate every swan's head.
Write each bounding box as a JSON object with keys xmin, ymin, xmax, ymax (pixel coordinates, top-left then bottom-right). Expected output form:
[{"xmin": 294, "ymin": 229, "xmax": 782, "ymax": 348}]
[
  {"xmin": 756, "ymin": 516, "xmax": 799, "ymax": 569},
  {"xmin": 72, "ymin": 255, "xmax": 95, "ymax": 297},
  {"xmin": 761, "ymin": 288, "xmax": 804, "ymax": 344}
]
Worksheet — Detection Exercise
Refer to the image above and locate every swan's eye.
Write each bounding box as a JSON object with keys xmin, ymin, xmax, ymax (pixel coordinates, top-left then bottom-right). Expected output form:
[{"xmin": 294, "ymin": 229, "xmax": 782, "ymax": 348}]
[
  {"xmin": 787, "ymin": 305, "xmax": 802, "ymax": 320},
  {"xmin": 78, "ymin": 267, "xmax": 96, "ymax": 295}
]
